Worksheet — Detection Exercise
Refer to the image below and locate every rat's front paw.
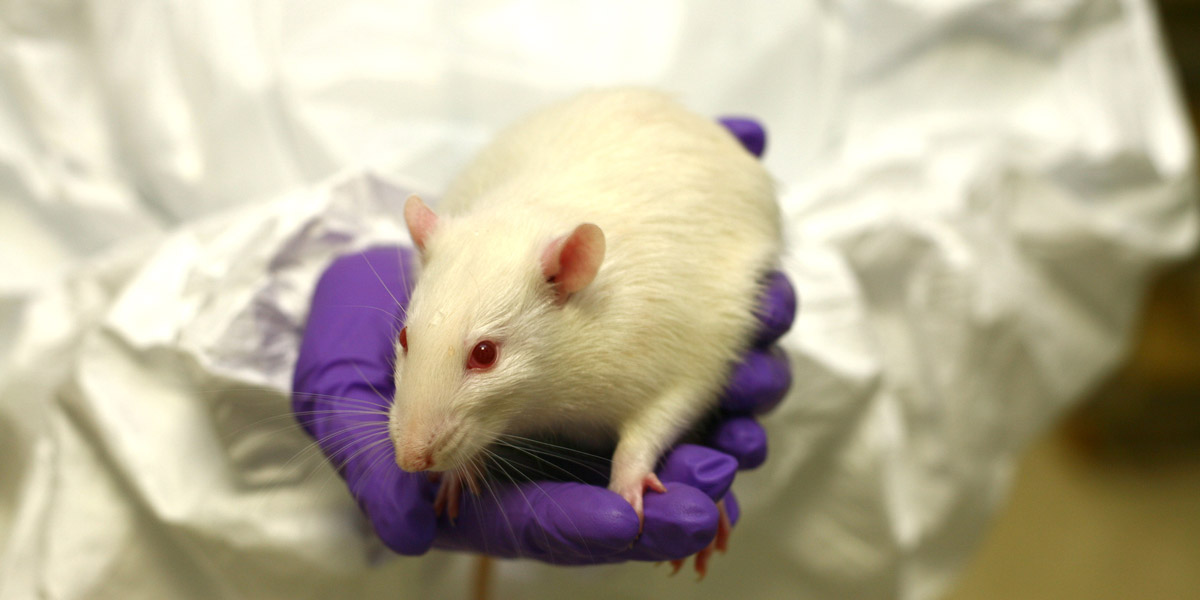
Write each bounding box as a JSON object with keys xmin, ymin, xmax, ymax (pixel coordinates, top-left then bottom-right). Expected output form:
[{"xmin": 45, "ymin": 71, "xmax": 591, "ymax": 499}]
[
  {"xmin": 609, "ymin": 471, "xmax": 667, "ymax": 530},
  {"xmin": 433, "ymin": 469, "xmax": 480, "ymax": 522}
]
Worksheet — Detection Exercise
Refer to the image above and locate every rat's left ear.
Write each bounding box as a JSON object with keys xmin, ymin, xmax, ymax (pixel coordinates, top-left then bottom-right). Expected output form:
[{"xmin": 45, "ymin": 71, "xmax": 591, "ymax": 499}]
[
  {"xmin": 541, "ymin": 223, "xmax": 605, "ymax": 303},
  {"xmin": 404, "ymin": 195, "xmax": 438, "ymax": 253}
]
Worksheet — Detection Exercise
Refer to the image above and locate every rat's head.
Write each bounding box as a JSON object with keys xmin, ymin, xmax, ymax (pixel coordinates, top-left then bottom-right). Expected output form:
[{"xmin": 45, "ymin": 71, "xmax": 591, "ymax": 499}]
[{"xmin": 389, "ymin": 195, "xmax": 605, "ymax": 474}]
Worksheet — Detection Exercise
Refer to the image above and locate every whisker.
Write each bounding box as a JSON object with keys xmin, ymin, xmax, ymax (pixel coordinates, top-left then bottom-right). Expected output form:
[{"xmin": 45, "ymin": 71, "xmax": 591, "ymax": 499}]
[
  {"xmin": 397, "ymin": 250, "xmax": 413, "ymax": 322},
  {"xmin": 491, "ymin": 439, "xmax": 609, "ymax": 482},
  {"xmin": 332, "ymin": 304, "xmax": 406, "ymax": 327},
  {"xmin": 277, "ymin": 422, "xmax": 390, "ymax": 477},
  {"xmin": 199, "ymin": 385, "xmax": 392, "ymax": 413},
  {"xmin": 482, "ymin": 453, "xmax": 566, "ymax": 556},
  {"xmin": 490, "ymin": 448, "xmax": 597, "ymax": 559},
  {"xmin": 499, "ymin": 434, "xmax": 613, "ymax": 462},
  {"xmin": 361, "ymin": 251, "xmax": 406, "ymax": 312},
  {"xmin": 322, "ymin": 430, "xmax": 395, "ymax": 470},
  {"xmin": 473, "ymin": 449, "xmax": 520, "ymax": 555},
  {"xmin": 303, "ymin": 435, "xmax": 395, "ymax": 503},
  {"xmin": 356, "ymin": 439, "xmax": 405, "ymax": 486},
  {"xmin": 292, "ymin": 409, "xmax": 390, "ymax": 420},
  {"xmin": 348, "ymin": 361, "xmax": 396, "ymax": 409}
]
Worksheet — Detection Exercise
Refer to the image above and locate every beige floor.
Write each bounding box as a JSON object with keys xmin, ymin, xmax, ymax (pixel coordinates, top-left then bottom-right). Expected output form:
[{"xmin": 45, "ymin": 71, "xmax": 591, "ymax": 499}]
[
  {"xmin": 943, "ymin": 429, "xmax": 1200, "ymax": 600},
  {"xmin": 945, "ymin": 250, "xmax": 1200, "ymax": 599}
]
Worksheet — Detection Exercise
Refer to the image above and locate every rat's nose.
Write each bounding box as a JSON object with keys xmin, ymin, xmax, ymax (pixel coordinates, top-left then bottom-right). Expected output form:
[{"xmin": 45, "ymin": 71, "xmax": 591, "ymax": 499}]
[{"xmin": 397, "ymin": 448, "xmax": 433, "ymax": 472}]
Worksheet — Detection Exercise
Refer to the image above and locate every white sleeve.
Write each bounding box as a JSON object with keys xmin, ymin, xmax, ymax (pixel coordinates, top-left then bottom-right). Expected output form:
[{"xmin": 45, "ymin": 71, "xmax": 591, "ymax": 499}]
[{"xmin": 745, "ymin": 3, "xmax": 1197, "ymax": 597}]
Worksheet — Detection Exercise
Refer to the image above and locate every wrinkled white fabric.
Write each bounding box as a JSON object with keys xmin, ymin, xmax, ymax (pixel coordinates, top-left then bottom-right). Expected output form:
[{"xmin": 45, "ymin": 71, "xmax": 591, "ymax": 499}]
[{"xmin": 1, "ymin": 1, "xmax": 1195, "ymax": 599}]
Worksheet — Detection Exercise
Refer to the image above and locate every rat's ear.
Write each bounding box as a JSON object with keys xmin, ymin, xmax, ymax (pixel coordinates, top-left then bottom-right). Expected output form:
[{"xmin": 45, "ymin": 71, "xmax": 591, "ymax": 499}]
[
  {"xmin": 542, "ymin": 223, "xmax": 605, "ymax": 303},
  {"xmin": 404, "ymin": 195, "xmax": 438, "ymax": 252}
]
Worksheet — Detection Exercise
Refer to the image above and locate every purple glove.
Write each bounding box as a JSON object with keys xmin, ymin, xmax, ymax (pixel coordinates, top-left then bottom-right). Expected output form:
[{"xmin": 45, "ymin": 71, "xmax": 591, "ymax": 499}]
[{"xmin": 292, "ymin": 119, "xmax": 796, "ymax": 563}]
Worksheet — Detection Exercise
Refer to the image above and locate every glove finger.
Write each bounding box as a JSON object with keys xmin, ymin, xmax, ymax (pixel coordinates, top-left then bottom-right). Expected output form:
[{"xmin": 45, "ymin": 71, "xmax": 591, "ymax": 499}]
[
  {"xmin": 718, "ymin": 117, "xmax": 767, "ymax": 158},
  {"xmin": 433, "ymin": 481, "xmax": 638, "ymax": 564},
  {"xmin": 707, "ymin": 417, "xmax": 768, "ymax": 470},
  {"xmin": 618, "ymin": 484, "xmax": 720, "ymax": 562},
  {"xmin": 656, "ymin": 444, "xmax": 738, "ymax": 502},
  {"xmin": 720, "ymin": 345, "xmax": 792, "ymax": 415},
  {"xmin": 753, "ymin": 270, "xmax": 797, "ymax": 347},
  {"xmin": 349, "ymin": 457, "xmax": 437, "ymax": 555}
]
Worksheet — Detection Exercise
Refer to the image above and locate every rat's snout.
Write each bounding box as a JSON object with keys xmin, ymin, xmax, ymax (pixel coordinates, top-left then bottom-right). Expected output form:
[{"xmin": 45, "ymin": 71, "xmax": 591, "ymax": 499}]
[
  {"xmin": 390, "ymin": 412, "xmax": 462, "ymax": 473},
  {"xmin": 393, "ymin": 426, "xmax": 440, "ymax": 472},
  {"xmin": 397, "ymin": 446, "xmax": 434, "ymax": 472}
]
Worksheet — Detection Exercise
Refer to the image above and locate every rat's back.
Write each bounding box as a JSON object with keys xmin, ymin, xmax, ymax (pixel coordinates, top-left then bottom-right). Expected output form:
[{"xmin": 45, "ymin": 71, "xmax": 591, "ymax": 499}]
[{"xmin": 442, "ymin": 89, "xmax": 777, "ymax": 238}]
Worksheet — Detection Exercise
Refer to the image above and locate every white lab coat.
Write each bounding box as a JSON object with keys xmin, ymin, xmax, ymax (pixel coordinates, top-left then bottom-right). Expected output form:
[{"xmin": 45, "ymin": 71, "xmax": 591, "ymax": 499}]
[{"xmin": 0, "ymin": 2, "xmax": 1195, "ymax": 599}]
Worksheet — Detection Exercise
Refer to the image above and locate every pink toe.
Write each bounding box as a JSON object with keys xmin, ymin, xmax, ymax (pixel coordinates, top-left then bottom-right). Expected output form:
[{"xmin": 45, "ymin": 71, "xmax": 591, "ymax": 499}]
[
  {"xmin": 715, "ymin": 499, "xmax": 732, "ymax": 553},
  {"xmin": 644, "ymin": 472, "xmax": 667, "ymax": 494},
  {"xmin": 669, "ymin": 559, "xmax": 685, "ymax": 576},
  {"xmin": 695, "ymin": 544, "xmax": 713, "ymax": 580}
]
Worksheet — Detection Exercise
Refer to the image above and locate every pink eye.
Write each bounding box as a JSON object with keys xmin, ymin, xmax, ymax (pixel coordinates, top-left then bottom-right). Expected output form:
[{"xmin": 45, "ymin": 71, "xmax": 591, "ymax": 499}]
[
  {"xmin": 467, "ymin": 340, "xmax": 498, "ymax": 370},
  {"xmin": 399, "ymin": 327, "xmax": 408, "ymax": 352}
]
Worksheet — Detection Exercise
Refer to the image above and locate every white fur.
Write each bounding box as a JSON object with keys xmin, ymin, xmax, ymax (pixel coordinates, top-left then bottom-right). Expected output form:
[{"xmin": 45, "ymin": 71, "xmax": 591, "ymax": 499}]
[{"xmin": 389, "ymin": 89, "xmax": 781, "ymax": 498}]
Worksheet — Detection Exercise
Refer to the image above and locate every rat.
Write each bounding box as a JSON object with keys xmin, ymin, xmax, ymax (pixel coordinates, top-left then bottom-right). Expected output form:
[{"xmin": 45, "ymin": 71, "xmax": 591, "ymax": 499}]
[{"xmin": 388, "ymin": 88, "xmax": 782, "ymax": 559}]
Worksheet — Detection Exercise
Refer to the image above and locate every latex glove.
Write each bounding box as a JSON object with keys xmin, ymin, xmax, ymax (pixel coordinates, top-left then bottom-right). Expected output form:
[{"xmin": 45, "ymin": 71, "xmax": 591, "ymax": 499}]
[{"xmin": 292, "ymin": 119, "xmax": 795, "ymax": 564}]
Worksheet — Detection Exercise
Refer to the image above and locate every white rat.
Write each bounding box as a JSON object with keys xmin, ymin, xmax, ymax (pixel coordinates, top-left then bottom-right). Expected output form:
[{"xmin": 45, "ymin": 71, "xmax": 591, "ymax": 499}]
[{"xmin": 389, "ymin": 88, "xmax": 781, "ymax": 533}]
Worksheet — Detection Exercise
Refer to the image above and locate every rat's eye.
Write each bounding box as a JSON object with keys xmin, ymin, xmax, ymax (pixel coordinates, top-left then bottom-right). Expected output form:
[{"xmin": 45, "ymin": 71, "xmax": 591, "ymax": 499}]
[
  {"xmin": 399, "ymin": 327, "xmax": 408, "ymax": 352},
  {"xmin": 467, "ymin": 340, "xmax": 498, "ymax": 370}
]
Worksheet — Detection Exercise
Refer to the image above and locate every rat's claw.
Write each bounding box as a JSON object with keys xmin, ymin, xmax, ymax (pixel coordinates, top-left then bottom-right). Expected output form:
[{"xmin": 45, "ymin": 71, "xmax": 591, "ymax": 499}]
[
  {"xmin": 715, "ymin": 499, "xmax": 732, "ymax": 553},
  {"xmin": 434, "ymin": 472, "xmax": 464, "ymax": 522},
  {"xmin": 433, "ymin": 479, "xmax": 447, "ymax": 516},
  {"xmin": 694, "ymin": 544, "xmax": 714, "ymax": 580},
  {"xmin": 669, "ymin": 559, "xmax": 685, "ymax": 576},
  {"xmin": 447, "ymin": 485, "xmax": 461, "ymax": 521},
  {"xmin": 645, "ymin": 472, "xmax": 667, "ymax": 494}
]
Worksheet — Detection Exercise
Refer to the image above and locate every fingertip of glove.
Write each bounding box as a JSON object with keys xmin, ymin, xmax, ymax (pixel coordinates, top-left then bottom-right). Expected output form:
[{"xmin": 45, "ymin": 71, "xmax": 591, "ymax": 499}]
[
  {"xmin": 634, "ymin": 485, "xmax": 720, "ymax": 560},
  {"xmin": 718, "ymin": 117, "xmax": 767, "ymax": 158},
  {"xmin": 658, "ymin": 445, "xmax": 738, "ymax": 501},
  {"xmin": 358, "ymin": 470, "xmax": 437, "ymax": 555},
  {"xmin": 443, "ymin": 482, "xmax": 639, "ymax": 562},
  {"xmin": 709, "ymin": 417, "xmax": 768, "ymax": 470},
  {"xmin": 754, "ymin": 271, "xmax": 797, "ymax": 346},
  {"xmin": 378, "ymin": 519, "xmax": 436, "ymax": 556},
  {"xmin": 544, "ymin": 483, "xmax": 641, "ymax": 550},
  {"xmin": 372, "ymin": 497, "xmax": 437, "ymax": 556},
  {"xmin": 724, "ymin": 491, "xmax": 741, "ymax": 527},
  {"xmin": 722, "ymin": 347, "xmax": 792, "ymax": 414}
]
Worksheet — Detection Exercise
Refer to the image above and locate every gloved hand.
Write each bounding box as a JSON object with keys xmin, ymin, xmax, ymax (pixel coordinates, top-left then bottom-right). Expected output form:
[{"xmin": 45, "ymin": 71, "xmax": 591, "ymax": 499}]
[{"xmin": 292, "ymin": 119, "xmax": 796, "ymax": 566}]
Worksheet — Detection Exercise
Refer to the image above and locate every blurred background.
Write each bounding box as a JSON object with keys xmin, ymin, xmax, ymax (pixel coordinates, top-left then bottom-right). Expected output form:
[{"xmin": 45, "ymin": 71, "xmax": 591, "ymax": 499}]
[
  {"xmin": 0, "ymin": 2, "xmax": 1194, "ymax": 598},
  {"xmin": 946, "ymin": 2, "xmax": 1200, "ymax": 597}
]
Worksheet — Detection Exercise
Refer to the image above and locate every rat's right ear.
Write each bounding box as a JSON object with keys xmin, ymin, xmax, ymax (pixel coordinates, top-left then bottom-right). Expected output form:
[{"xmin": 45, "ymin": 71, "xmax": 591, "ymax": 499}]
[{"xmin": 404, "ymin": 195, "xmax": 438, "ymax": 252}]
